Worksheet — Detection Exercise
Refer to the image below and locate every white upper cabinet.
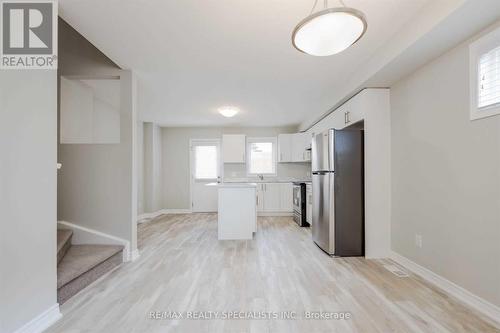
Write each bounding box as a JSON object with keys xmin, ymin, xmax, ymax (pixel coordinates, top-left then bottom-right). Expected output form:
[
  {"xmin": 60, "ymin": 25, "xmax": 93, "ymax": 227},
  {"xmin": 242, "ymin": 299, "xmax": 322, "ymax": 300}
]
[
  {"xmin": 308, "ymin": 91, "xmax": 370, "ymax": 138},
  {"xmin": 278, "ymin": 132, "xmax": 311, "ymax": 163},
  {"xmin": 222, "ymin": 134, "xmax": 246, "ymax": 163},
  {"xmin": 278, "ymin": 134, "xmax": 293, "ymax": 162},
  {"xmin": 343, "ymin": 97, "xmax": 363, "ymax": 127},
  {"xmin": 291, "ymin": 132, "xmax": 311, "ymax": 162},
  {"xmin": 333, "ymin": 103, "xmax": 349, "ymax": 129}
]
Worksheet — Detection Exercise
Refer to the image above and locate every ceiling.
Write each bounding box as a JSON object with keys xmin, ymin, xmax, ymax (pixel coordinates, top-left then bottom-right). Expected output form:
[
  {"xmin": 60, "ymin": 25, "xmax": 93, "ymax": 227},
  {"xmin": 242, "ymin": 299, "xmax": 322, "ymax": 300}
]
[{"xmin": 58, "ymin": 0, "xmax": 432, "ymax": 127}]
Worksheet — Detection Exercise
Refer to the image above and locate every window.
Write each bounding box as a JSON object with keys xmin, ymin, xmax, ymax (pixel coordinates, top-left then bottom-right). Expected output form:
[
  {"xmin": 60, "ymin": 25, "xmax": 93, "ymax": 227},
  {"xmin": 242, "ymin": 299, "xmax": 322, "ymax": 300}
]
[
  {"xmin": 247, "ymin": 137, "xmax": 277, "ymax": 175},
  {"xmin": 470, "ymin": 26, "xmax": 500, "ymax": 120},
  {"xmin": 193, "ymin": 144, "xmax": 219, "ymax": 180}
]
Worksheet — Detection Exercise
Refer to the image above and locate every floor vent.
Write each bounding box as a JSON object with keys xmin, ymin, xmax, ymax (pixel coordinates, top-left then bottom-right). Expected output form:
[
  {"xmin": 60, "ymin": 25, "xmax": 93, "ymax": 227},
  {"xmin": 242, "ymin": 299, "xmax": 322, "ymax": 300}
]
[{"xmin": 383, "ymin": 264, "xmax": 409, "ymax": 277}]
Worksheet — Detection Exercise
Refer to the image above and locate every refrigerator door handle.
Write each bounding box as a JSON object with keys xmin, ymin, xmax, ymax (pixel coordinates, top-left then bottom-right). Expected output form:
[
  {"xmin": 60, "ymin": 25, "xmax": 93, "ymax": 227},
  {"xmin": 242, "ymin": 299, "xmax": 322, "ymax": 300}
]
[{"xmin": 329, "ymin": 172, "xmax": 336, "ymax": 254}]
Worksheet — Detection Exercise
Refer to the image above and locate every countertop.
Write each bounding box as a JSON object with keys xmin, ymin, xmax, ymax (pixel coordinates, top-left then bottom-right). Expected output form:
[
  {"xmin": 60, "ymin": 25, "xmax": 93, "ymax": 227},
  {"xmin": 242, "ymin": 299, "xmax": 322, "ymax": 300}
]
[
  {"xmin": 206, "ymin": 182, "xmax": 257, "ymax": 188},
  {"xmin": 223, "ymin": 178, "xmax": 311, "ymax": 184}
]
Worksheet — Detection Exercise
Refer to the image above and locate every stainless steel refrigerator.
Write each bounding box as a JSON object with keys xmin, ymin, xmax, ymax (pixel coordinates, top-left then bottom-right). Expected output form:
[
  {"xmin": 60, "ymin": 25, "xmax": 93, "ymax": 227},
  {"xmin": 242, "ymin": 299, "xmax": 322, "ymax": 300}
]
[{"xmin": 311, "ymin": 128, "xmax": 364, "ymax": 256}]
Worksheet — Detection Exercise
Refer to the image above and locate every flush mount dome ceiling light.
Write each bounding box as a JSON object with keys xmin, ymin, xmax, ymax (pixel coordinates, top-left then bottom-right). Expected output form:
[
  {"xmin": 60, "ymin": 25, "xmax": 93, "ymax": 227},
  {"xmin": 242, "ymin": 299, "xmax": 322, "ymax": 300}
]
[
  {"xmin": 292, "ymin": 0, "xmax": 367, "ymax": 56},
  {"xmin": 218, "ymin": 106, "xmax": 239, "ymax": 118}
]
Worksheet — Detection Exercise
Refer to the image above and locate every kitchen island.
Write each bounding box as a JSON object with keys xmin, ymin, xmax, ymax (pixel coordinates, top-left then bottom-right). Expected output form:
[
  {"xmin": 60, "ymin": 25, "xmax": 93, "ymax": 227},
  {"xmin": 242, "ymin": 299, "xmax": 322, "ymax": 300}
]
[{"xmin": 206, "ymin": 182, "xmax": 257, "ymax": 240}]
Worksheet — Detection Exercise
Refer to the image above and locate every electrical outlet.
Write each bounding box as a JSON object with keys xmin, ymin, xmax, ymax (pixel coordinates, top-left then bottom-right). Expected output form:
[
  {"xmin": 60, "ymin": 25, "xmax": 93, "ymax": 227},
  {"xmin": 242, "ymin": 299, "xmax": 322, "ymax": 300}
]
[{"xmin": 415, "ymin": 234, "xmax": 423, "ymax": 248}]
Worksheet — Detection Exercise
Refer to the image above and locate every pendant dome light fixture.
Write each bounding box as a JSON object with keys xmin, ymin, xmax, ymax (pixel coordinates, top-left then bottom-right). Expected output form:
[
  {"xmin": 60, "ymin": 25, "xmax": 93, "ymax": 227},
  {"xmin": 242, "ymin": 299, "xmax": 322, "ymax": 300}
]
[{"xmin": 292, "ymin": 0, "xmax": 367, "ymax": 56}]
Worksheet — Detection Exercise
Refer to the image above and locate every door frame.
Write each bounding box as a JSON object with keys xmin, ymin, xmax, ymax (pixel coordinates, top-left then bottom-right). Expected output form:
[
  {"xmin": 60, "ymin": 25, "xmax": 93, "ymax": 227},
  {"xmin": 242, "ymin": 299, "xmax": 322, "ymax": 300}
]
[{"xmin": 189, "ymin": 138, "xmax": 222, "ymax": 212}]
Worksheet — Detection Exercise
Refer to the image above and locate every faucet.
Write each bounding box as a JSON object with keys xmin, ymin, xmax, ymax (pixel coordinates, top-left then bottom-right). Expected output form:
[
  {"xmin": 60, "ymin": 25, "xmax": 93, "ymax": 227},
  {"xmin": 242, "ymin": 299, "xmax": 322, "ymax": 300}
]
[{"xmin": 258, "ymin": 174, "xmax": 264, "ymax": 181}]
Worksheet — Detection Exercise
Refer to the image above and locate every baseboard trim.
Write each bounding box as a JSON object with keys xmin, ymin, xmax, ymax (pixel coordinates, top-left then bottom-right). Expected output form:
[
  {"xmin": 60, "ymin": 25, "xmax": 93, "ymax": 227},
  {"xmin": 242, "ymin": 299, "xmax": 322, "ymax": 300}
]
[
  {"xmin": 57, "ymin": 221, "xmax": 133, "ymax": 262},
  {"xmin": 13, "ymin": 303, "xmax": 61, "ymax": 333},
  {"xmin": 257, "ymin": 212, "xmax": 293, "ymax": 217},
  {"xmin": 130, "ymin": 249, "xmax": 140, "ymax": 261},
  {"xmin": 137, "ymin": 209, "xmax": 192, "ymax": 223},
  {"xmin": 137, "ymin": 210, "xmax": 293, "ymax": 220},
  {"xmin": 137, "ymin": 211, "xmax": 162, "ymax": 221},
  {"xmin": 390, "ymin": 251, "xmax": 500, "ymax": 325}
]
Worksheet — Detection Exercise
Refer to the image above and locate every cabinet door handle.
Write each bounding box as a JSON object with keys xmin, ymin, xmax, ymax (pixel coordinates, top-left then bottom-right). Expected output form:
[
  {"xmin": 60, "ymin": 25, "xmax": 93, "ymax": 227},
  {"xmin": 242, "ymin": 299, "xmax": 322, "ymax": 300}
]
[
  {"xmin": 345, "ymin": 111, "xmax": 350, "ymax": 124},
  {"xmin": 256, "ymin": 196, "xmax": 259, "ymax": 206}
]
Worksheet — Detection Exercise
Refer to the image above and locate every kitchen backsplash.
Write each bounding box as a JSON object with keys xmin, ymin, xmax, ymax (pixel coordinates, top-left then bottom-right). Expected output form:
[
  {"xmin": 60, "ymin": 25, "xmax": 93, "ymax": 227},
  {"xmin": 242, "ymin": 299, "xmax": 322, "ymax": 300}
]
[{"xmin": 223, "ymin": 162, "xmax": 311, "ymax": 181}]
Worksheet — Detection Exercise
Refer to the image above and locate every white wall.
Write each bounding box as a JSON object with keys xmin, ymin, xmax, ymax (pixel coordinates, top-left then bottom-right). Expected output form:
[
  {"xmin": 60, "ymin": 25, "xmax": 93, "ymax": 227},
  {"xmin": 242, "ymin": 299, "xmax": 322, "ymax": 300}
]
[
  {"xmin": 161, "ymin": 126, "xmax": 310, "ymax": 210},
  {"xmin": 391, "ymin": 23, "xmax": 500, "ymax": 307},
  {"xmin": 0, "ymin": 71, "xmax": 59, "ymax": 332},
  {"xmin": 363, "ymin": 90, "xmax": 392, "ymax": 259},
  {"xmin": 60, "ymin": 77, "xmax": 93, "ymax": 143},
  {"xmin": 137, "ymin": 121, "xmax": 144, "ymax": 215},
  {"xmin": 142, "ymin": 122, "xmax": 162, "ymax": 213},
  {"xmin": 57, "ymin": 19, "xmax": 138, "ymax": 255},
  {"xmin": 60, "ymin": 77, "xmax": 121, "ymax": 144},
  {"xmin": 58, "ymin": 72, "xmax": 137, "ymax": 252}
]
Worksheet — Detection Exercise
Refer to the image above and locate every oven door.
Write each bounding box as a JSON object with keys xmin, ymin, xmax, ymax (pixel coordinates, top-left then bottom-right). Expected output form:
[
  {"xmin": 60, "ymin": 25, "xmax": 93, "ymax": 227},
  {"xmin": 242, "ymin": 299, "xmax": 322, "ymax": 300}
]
[
  {"xmin": 293, "ymin": 185, "xmax": 301, "ymax": 213},
  {"xmin": 293, "ymin": 210, "xmax": 302, "ymax": 226}
]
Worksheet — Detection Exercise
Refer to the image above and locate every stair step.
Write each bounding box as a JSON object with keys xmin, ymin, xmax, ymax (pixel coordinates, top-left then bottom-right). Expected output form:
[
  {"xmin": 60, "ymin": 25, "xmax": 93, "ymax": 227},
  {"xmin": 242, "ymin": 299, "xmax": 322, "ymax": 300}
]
[
  {"xmin": 57, "ymin": 244, "xmax": 123, "ymax": 304},
  {"xmin": 57, "ymin": 229, "xmax": 73, "ymax": 264}
]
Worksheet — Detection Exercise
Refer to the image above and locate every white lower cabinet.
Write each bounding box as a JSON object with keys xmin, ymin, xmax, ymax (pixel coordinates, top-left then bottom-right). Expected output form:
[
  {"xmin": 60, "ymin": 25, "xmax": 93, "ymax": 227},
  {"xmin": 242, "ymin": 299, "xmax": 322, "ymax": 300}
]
[
  {"xmin": 280, "ymin": 183, "xmax": 293, "ymax": 212},
  {"xmin": 256, "ymin": 184, "xmax": 264, "ymax": 211},
  {"xmin": 263, "ymin": 183, "xmax": 281, "ymax": 211},
  {"xmin": 256, "ymin": 183, "xmax": 293, "ymax": 213}
]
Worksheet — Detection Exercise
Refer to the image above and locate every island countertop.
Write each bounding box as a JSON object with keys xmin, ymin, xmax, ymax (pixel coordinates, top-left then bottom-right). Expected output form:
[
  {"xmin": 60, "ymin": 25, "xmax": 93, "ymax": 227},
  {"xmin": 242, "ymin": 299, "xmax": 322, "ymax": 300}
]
[
  {"xmin": 205, "ymin": 182, "xmax": 257, "ymax": 188},
  {"xmin": 223, "ymin": 178, "xmax": 311, "ymax": 184},
  {"xmin": 206, "ymin": 182, "xmax": 257, "ymax": 240}
]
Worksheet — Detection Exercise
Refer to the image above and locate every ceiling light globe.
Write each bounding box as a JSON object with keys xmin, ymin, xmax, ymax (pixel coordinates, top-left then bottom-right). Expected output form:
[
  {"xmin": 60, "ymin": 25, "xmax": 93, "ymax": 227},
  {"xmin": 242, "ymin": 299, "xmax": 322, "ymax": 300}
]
[
  {"xmin": 218, "ymin": 106, "xmax": 239, "ymax": 118},
  {"xmin": 292, "ymin": 8, "xmax": 367, "ymax": 57}
]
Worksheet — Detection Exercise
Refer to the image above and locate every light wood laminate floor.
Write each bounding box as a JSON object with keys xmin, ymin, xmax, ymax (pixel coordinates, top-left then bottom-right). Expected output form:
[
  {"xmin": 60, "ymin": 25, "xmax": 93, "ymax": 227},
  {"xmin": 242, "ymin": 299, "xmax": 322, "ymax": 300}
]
[{"xmin": 48, "ymin": 214, "xmax": 500, "ymax": 333}]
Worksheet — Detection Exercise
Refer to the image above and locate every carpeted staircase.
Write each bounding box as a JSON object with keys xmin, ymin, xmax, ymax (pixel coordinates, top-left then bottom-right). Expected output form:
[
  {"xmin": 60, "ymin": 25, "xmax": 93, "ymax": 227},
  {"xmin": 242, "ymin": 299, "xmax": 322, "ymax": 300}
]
[{"xmin": 57, "ymin": 229, "xmax": 123, "ymax": 304}]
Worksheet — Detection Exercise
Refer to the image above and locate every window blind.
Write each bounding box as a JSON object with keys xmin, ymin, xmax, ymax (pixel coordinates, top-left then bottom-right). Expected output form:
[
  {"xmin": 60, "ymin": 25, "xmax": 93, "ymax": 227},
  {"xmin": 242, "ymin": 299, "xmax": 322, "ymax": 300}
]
[
  {"xmin": 248, "ymin": 142, "xmax": 274, "ymax": 174},
  {"xmin": 478, "ymin": 45, "xmax": 500, "ymax": 109},
  {"xmin": 194, "ymin": 145, "xmax": 218, "ymax": 179}
]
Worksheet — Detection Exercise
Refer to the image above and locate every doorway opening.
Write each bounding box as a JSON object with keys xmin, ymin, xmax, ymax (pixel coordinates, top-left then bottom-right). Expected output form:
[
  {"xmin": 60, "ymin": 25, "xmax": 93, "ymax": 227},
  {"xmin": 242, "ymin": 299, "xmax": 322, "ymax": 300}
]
[{"xmin": 190, "ymin": 139, "xmax": 221, "ymax": 212}]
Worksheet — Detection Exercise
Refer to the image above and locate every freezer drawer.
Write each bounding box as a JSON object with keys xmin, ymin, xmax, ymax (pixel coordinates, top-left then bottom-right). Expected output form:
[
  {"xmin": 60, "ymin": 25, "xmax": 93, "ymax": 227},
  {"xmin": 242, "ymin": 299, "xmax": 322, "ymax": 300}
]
[{"xmin": 312, "ymin": 172, "xmax": 335, "ymax": 254}]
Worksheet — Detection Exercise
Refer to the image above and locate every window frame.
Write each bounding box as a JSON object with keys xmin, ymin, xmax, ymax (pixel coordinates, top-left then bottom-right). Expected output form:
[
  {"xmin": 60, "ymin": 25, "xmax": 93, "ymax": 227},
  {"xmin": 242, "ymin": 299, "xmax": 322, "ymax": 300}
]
[
  {"xmin": 246, "ymin": 137, "xmax": 277, "ymax": 177},
  {"xmin": 190, "ymin": 139, "xmax": 221, "ymax": 182},
  {"xmin": 470, "ymin": 26, "xmax": 500, "ymax": 120}
]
